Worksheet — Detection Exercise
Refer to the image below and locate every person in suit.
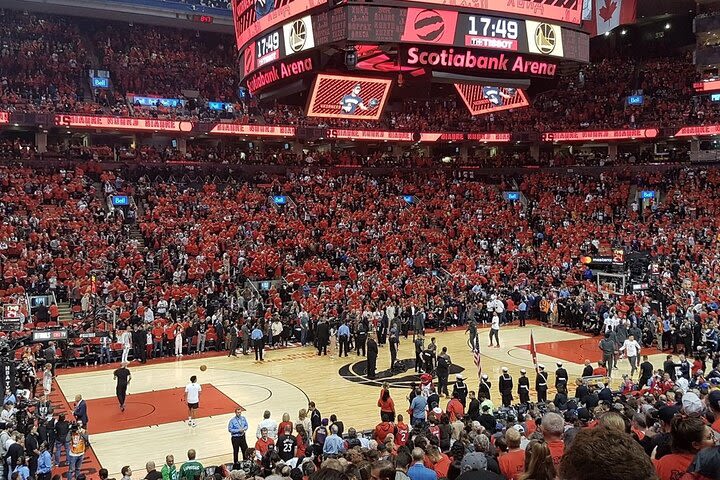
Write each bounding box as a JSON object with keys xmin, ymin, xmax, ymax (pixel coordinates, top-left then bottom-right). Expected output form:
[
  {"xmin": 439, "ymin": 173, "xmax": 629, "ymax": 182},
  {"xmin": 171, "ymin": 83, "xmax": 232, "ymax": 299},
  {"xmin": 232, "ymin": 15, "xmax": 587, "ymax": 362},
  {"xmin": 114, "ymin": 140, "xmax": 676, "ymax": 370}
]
[
  {"xmin": 73, "ymin": 394, "xmax": 88, "ymax": 430},
  {"xmin": 316, "ymin": 319, "xmax": 329, "ymax": 356},
  {"xmin": 366, "ymin": 333, "xmax": 378, "ymax": 379},
  {"xmin": 581, "ymin": 359, "xmax": 594, "ymax": 377}
]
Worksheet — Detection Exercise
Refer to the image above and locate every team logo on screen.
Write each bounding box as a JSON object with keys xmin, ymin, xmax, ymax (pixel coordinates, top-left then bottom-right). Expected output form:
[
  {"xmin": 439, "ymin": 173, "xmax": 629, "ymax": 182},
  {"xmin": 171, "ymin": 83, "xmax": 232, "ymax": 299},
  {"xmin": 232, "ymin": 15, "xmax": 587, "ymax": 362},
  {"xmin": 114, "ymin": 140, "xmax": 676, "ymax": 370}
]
[
  {"xmin": 288, "ymin": 19, "xmax": 308, "ymax": 52},
  {"xmin": 413, "ymin": 9, "xmax": 446, "ymax": 42},
  {"xmin": 534, "ymin": 23, "xmax": 557, "ymax": 54}
]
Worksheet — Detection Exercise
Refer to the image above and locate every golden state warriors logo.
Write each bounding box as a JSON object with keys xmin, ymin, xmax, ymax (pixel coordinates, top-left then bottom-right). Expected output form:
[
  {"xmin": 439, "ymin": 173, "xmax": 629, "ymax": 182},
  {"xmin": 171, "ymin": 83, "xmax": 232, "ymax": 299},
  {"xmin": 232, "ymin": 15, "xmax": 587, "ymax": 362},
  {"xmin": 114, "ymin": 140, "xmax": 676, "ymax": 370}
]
[
  {"xmin": 534, "ymin": 23, "xmax": 557, "ymax": 55},
  {"xmin": 288, "ymin": 19, "xmax": 307, "ymax": 53}
]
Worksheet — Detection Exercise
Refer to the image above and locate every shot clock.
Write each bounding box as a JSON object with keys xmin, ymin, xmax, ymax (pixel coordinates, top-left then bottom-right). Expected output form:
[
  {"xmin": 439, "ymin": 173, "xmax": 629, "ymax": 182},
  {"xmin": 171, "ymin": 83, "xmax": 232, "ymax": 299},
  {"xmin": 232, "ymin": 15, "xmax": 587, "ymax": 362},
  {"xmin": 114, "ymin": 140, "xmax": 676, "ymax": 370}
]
[
  {"xmin": 256, "ymin": 30, "xmax": 281, "ymax": 66},
  {"xmin": 459, "ymin": 14, "xmax": 526, "ymax": 51}
]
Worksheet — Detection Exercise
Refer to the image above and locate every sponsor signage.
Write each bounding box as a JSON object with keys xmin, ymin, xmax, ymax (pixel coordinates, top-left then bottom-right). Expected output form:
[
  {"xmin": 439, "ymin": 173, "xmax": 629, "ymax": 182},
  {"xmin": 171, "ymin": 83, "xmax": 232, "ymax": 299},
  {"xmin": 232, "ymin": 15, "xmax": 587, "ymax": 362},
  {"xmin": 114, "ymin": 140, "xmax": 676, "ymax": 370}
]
[
  {"xmin": 541, "ymin": 129, "xmax": 658, "ymax": 142},
  {"xmin": 694, "ymin": 80, "xmax": 720, "ymax": 93},
  {"xmin": 399, "ymin": 0, "xmax": 581, "ymax": 25},
  {"xmin": 627, "ymin": 95, "xmax": 644, "ymax": 106},
  {"xmin": 674, "ymin": 125, "xmax": 720, "ymax": 137},
  {"xmin": 640, "ymin": 190, "xmax": 655, "ymax": 199},
  {"xmin": 92, "ymin": 77, "xmax": 109, "ymax": 88},
  {"xmin": 2, "ymin": 305, "xmax": 21, "ymax": 320},
  {"xmin": 454, "ymin": 84, "xmax": 530, "ymax": 115},
  {"xmin": 232, "ymin": 0, "xmax": 326, "ymax": 51},
  {"xmin": 245, "ymin": 56, "xmax": 314, "ymax": 94},
  {"xmin": 307, "ymin": 74, "xmax": 393, "ymax": 121},
  {"xmin": 632, "ymin": 282, "xmax": 650, "ymax": 292},
  {"xmin": 0, "ymin": 112, "xmax": 8, "ymax": 124},
  {"xmin": 209, "ymin": 124, "xmax": 296, "ymax": 136},
  {"xmin": 580, "ymin": 255, "xmax": 613, "ymax": 265},
  {"xmin": 54, "ymin": 115, "xmax": 194, "ymax": 132},
  {"xmin": 402, "ymin": 46, "xmax": 558, "ymax": 78},
  {"xmin": 345, "ymin": 6, "xmax": 586, "ymax": 61}
]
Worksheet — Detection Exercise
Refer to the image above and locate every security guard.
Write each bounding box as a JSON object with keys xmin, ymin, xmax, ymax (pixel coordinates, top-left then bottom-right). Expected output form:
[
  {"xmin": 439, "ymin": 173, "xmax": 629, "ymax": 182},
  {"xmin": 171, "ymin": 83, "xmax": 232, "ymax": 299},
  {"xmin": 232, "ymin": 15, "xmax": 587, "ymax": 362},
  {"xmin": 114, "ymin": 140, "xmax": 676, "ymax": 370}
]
[
  {"xmin": 536, "ymin": 364, "xmax": 549, "ymax": 403},
  {"xmin": 555, "ymin": 362, "xmax": 568, "ymax": 391},
  {"xmin": 499, "ymin": 367, "xmax": 514, "ymax": 407},
  {"xmin": 479, "ymin": 374, "xmax": 492, "ymax": 401},
  {"xmin": 517, "ymin": 369, "xmax": 530, "ymax": 404}
]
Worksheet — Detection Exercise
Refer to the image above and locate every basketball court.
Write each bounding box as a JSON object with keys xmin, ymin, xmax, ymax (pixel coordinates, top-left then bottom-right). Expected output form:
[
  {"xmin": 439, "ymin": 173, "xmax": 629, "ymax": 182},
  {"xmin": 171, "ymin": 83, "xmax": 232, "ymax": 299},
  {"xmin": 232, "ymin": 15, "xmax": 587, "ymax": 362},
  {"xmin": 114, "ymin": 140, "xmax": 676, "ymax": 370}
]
[{"xmin": 51, "ymin": 324, "xmax": 666, "ymax": 478}]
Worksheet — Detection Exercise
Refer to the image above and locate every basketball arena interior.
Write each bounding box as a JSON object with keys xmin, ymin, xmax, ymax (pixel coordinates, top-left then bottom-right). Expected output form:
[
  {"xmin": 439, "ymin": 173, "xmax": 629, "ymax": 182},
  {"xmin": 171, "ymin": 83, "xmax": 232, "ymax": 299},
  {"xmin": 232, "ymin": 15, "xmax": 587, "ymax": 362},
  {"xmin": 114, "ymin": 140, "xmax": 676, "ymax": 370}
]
[{"xmin": 1, "ymin": 0, "xmax": 720, "ymax": 479}]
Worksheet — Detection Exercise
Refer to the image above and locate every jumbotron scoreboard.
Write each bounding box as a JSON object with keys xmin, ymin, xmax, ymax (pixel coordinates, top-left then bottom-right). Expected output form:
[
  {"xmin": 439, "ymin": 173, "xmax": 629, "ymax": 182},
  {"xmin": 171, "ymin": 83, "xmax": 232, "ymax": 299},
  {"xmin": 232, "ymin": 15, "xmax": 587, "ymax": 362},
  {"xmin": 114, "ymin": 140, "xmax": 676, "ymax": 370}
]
[{"xmin": 233, "ymin": 0, "xmax": 590, "ymax": 118}]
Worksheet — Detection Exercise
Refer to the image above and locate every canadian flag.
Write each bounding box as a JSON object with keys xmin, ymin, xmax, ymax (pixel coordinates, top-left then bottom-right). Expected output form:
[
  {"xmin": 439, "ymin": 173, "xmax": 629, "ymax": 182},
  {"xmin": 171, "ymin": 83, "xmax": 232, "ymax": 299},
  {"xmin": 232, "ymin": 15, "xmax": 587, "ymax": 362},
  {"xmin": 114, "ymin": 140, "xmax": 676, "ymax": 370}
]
[{"xmin": 586, "ymin": 0, "xmax": 637, "ymax": 37}]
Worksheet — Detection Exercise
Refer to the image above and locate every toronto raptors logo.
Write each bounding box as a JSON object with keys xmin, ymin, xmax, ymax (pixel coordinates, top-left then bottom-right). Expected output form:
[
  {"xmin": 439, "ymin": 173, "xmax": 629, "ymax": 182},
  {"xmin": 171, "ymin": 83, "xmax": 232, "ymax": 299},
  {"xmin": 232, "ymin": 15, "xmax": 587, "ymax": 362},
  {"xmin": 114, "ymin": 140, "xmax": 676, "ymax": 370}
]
[{"xmin": 413, "ymin": 10, "xmax": 445, "ymax": 43}]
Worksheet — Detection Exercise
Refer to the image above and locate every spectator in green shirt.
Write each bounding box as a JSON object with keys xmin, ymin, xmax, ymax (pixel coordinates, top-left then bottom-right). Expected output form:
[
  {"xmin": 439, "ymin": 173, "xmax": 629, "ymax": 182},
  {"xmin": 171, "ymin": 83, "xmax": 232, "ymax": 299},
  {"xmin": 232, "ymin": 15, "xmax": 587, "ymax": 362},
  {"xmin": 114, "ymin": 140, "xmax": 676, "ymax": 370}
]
[
  {"xmin": 161, "ymin": 455, "xmax": 179, "ymax": 480},
  {"xmin": 179, "ymin": 449, "xmax": 204, "ymax": 480}
]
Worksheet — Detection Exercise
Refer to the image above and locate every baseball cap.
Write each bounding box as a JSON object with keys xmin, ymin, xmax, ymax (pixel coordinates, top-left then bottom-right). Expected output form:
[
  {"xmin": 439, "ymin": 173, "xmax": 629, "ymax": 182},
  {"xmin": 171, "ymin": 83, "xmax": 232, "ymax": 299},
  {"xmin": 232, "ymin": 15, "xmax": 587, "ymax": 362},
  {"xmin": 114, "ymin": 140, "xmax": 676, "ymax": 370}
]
[
  {"xmin": 577, "ymin": 408, "xmax": 592, "ymax": 422},
  {"xmin": 461, "ymin": 452, "xmax": 488, "ymax": 472},
  {"xmin": 656, "ymin": 405, "xmax": 680, "ymax": 423},
  {"xmin": 683, "ymin": 392, "xmax": 704, "ymax": 416},
  {"xmin": 512, "ymin": 424, "xmax": 525, "ymax": 434},
  {"xmin": 708, "ymin": 390, "xmax": 720, "ymax": 411}
]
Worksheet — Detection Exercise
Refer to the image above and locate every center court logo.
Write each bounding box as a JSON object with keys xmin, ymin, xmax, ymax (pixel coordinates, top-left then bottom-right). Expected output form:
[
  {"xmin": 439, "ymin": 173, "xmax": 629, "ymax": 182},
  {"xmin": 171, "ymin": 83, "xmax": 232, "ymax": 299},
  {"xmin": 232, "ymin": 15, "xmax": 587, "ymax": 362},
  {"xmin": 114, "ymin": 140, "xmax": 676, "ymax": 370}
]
[
  {"xmin": 339, "ymin": 358, "xmax": 465, "ymax": 388},
  {"xmin": 534, "ymin": 23, "xmax": 557, "ymax": 54}
]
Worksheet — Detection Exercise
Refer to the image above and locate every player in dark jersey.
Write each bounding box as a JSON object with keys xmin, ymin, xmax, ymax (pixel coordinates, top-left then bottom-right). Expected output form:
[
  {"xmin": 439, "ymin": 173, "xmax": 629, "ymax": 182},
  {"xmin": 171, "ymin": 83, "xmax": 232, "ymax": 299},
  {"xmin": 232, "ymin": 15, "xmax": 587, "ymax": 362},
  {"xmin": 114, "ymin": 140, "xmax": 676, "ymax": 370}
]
[{"xmin": 277, "ymin": 425, "xmax": 297, "ymax": 461}]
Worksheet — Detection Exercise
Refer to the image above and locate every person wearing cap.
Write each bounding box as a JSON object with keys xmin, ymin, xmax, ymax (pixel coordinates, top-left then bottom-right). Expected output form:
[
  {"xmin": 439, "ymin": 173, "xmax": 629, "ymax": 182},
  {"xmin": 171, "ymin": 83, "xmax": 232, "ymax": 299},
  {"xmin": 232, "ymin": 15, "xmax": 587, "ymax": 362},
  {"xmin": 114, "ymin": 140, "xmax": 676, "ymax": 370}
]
[
  {"xmin": 456, "ymin": 451, "xmax": 503, "ymax": 480},
  {"xmin": 536, "ymin": 365, "xmax": 548, "ymax": 403},
  {"xmin": 498, "ymin": 428, "xmax": 524, "ymax": 480},
  {"xmin": 479, "ymin": 404, "xmax": 496, "ymax": 433},
  {"xmin": 517, "ymin": 370, "xmax": 530, "ymax": 404},
  {"xmin": 479, "ymin": 374, "xmax": 492, "ymax": 401},
  {"xmin": 407, "ymin": 447, "xmax": 437, "ymax": 480},
  {"xmin": 554, "ymin": 363, "xmax": 568, "ymax": 391},
  {"xmin": 499, "ymin": 368, "xmax": 513, "ymax": 408},
  {"xmin": 453, "ymin": 374, "xmax": 468, "ymax": 407}
]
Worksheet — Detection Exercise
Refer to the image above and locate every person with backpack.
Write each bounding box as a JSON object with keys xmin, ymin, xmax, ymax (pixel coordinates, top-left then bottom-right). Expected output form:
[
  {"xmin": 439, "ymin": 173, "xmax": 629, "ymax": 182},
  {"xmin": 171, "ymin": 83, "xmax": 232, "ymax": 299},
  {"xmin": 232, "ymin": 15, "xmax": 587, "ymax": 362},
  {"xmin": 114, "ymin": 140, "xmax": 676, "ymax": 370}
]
[{"xmin": 436, "ymin": 347, "xmax": 451, "ymax": 397}]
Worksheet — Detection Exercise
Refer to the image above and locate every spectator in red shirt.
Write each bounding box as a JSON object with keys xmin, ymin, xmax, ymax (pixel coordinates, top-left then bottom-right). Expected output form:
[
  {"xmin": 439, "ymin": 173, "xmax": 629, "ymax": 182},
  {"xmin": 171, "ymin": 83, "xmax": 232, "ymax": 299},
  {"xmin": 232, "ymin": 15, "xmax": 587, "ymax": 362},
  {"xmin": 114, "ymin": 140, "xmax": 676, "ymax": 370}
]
[
  {"xmin": 541, "ymin": 412, "xmax": 565, "ymax": 468},
  {"xmin": 653, "ymin": 416, "xmax": 715, "ymax": 480}
]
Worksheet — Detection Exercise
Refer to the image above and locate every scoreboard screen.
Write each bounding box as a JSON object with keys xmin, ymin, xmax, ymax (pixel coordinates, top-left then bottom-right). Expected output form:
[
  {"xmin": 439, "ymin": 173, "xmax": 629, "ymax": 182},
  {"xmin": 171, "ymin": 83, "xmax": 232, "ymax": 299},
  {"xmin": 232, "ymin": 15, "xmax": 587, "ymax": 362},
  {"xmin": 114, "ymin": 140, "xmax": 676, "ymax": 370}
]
[{"xmin": 233, "ymin": 0, "xmax": 583, "ymax": 52}]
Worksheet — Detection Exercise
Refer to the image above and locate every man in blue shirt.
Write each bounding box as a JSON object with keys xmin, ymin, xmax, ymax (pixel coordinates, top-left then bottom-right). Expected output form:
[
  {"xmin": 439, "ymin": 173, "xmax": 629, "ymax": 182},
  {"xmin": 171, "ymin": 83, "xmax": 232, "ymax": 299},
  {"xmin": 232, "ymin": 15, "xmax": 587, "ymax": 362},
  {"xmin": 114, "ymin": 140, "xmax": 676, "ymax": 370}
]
[
  {"xmin": 227, "ymin": 407, "xmax": 248, "ymax": 465},
  {"xmin": 322, "ymin": 425, "xmax": 345, "ymax": 456},
  {"xmin": 409, "ymin": 388, "xmax": 427, "ymax": 427},
  {"xmin": 407, "ymin": 447, "xmax": 437, "ymax": 480},
  {"xmin": 338, "ymin": 321, "xmax": 351, "ymax": 357},
  {"xmin": 251, "ymin": 325, "xmax": 264, "ymax": 361}
]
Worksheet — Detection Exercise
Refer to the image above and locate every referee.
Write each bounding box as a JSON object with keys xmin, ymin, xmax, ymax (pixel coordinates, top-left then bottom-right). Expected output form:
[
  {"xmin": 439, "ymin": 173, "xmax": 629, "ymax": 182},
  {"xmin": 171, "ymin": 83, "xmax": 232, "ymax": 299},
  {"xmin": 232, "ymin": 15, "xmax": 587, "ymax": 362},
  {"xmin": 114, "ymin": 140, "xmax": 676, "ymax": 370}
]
[
  {"xmin": 113, "ymin": 362, "xmax": 131, "ymax": 411},
  {"xmin": 227, "ymin": 407, "xmax": 249, "ymax": 466}
]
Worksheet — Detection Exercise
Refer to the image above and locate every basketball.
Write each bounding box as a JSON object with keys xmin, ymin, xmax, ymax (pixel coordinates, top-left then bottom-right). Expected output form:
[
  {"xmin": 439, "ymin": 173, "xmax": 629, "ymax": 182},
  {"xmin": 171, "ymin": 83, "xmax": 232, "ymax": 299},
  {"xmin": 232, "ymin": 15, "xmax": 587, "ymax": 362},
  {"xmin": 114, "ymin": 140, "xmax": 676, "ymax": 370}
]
[{"xmin": 200, "ymin": 365, "xmax": 207, "ymax": 371}]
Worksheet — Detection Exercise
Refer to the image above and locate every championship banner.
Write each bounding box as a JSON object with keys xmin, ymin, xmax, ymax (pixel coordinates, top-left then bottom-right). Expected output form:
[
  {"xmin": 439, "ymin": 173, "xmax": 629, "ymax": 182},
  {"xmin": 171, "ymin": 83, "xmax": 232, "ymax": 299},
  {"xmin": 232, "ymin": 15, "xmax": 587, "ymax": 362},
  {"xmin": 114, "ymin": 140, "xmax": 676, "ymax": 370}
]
[
  {"xmin": 54, "ymin": 115, "xmax": 194, "ymax": 133},
  {"xmin": 306, "ymin": 74, "xmax": 392, "ymax": 121},
  {"xmin": 454, "ymin": 84, "xmax": 530, "ymax": 115}
]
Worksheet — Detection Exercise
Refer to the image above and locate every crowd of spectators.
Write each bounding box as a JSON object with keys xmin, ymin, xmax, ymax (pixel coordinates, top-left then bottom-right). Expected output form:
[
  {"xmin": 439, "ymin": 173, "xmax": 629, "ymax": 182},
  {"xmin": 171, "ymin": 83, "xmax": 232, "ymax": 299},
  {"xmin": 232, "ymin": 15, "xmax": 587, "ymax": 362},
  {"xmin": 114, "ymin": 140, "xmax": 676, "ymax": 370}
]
[{"xmin": 0, "ymin": 10, "xmax": 718, "ymax": 133}]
